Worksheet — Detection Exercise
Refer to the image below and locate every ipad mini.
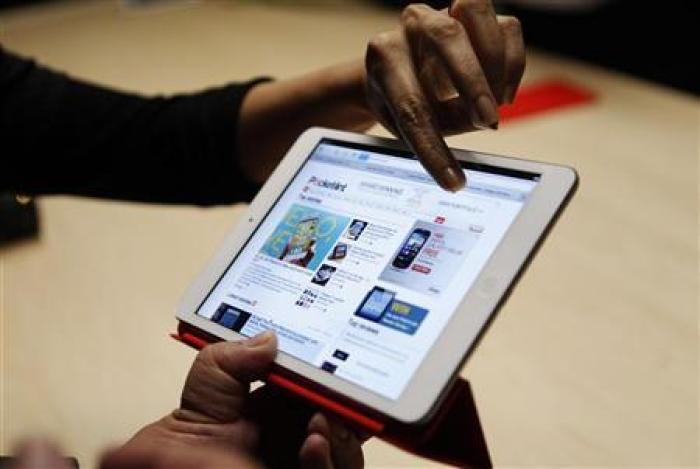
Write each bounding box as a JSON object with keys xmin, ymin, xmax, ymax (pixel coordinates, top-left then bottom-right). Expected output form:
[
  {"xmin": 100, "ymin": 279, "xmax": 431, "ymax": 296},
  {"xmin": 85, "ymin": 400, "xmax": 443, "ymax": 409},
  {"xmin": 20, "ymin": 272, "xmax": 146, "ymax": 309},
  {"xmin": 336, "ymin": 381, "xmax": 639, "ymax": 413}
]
[{"xmin": 177, "ymin": 127, "xmax": 577, "ymax": 423}]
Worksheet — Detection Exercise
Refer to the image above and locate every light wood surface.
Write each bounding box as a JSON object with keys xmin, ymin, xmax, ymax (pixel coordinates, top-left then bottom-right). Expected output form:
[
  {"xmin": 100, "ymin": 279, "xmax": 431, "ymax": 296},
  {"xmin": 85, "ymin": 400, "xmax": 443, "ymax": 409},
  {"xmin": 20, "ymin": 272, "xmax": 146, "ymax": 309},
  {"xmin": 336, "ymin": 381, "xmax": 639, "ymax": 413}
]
[{"xmin": 1, "ymin": 1, "xmax": 698, "ymax": 467}]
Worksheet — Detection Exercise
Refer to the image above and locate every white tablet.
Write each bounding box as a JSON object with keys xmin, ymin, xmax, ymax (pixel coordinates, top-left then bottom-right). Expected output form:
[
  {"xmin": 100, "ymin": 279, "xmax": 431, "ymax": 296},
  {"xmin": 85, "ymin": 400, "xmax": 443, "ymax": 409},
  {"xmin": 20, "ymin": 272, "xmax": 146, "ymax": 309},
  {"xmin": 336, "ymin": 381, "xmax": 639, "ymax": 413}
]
[{"xmin": 177, "ymin": 127, "xmax": 577, "ymax": 423}]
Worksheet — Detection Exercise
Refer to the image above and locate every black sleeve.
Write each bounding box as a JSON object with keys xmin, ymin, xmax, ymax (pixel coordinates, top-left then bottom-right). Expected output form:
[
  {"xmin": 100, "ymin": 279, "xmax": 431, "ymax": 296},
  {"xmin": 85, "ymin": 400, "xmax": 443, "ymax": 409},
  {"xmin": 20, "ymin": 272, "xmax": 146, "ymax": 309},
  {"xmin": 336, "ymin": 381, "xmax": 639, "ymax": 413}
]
[{"xmin": 0, "ymin": 47, "xmax": 269, "ymax": 205}]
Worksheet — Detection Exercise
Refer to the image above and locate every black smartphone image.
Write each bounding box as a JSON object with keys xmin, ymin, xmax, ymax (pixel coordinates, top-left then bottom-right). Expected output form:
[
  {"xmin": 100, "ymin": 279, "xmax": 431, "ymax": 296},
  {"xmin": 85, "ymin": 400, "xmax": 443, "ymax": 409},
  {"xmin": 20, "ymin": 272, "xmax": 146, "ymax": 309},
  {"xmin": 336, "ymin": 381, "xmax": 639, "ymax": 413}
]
[
  {"xmin": 391, "ymin": 228, "xmax": 431, "ymax": 269},
  {"xmin": 355, "ymin": 286, "xmax": 395, "ymax": 322},
  {"xmin": 311, "ymin": 264, "xmax": 336, "ymax": 286},
  {"xmin": 345, "ymin": 219, "xmax": 368, "ymax": 240},
  {"xmin": 329, "ymin": 243, "xmax": 348, "ymax": 260}
]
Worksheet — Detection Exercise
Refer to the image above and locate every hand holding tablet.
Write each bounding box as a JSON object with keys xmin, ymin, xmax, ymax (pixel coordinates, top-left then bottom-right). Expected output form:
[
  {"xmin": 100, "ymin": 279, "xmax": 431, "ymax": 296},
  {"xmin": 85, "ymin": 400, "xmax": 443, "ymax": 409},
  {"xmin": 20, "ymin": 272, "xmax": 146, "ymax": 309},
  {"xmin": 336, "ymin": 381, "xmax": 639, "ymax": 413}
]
[
  {"xmin": 111, "ymin": 332, "xmax": 364, "ymax": 469},
  {"xmin": 177, "ymin": 128, "xmax": 576, "ymax": 424}
]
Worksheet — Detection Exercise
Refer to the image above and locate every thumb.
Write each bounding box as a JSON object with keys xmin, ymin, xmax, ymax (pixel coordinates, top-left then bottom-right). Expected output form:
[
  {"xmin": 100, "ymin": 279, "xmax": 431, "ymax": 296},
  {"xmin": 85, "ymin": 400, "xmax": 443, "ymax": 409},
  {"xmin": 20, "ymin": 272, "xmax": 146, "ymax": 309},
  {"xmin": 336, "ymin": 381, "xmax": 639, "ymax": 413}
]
[
  {"xmin": 211, "ymin": 331, "xmax": 278, "ymax": 383},
  {"xmin": 179, "ymin": 331, "xmax": 278, "ymax": 422}
]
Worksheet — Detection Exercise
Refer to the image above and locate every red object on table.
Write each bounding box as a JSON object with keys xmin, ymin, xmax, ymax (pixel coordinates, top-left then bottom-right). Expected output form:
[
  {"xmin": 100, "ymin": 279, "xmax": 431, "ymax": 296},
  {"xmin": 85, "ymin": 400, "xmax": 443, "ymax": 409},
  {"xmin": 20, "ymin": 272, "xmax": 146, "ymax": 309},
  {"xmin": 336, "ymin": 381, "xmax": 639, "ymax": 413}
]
[{"xmin": 500, "ymin": 79, "xmax": 596, "ymax": 122}]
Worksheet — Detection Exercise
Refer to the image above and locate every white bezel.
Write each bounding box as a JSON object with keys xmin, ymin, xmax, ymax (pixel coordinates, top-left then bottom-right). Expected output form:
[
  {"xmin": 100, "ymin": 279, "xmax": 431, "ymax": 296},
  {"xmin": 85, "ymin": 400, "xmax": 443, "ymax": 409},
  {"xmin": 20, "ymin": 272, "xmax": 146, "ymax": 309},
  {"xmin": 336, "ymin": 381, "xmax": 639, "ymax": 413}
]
[{"xmin": 176, "ymin": 127, "xmax": 577, "ymax": 423}]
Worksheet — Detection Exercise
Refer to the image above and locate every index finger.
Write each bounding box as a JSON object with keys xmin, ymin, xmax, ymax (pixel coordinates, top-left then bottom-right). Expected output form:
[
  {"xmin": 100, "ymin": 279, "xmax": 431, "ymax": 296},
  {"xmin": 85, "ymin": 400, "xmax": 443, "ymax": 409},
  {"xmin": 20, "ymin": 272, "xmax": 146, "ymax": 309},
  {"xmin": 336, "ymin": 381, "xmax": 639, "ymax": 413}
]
[{"xmin": 367, "ymin": 33, "xmax": 465, "ymax": 191}]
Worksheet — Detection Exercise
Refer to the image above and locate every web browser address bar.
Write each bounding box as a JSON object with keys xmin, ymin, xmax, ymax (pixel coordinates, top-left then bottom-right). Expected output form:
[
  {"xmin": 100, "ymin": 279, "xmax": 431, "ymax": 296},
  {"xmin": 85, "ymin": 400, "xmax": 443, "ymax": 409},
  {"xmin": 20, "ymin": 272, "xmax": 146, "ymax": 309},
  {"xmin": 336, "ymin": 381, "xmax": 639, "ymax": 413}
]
[{"xmin": 302, "ymin": 186, "xmax": 415, "ymax": 216}]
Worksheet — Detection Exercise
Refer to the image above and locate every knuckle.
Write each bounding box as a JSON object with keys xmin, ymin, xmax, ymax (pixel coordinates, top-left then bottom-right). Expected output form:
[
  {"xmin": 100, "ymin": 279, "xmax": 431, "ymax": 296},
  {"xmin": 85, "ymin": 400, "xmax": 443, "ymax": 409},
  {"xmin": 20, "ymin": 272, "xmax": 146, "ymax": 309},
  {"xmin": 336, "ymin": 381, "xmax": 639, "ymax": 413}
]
[
  {"xmin": 366, "ymin": 32, "xmax": 397, "ymax": 62},
  {"xmin": 427, "ymin": 16, "xmax": 463, "ymax": 41},
  {"xmin": 501, "ymin": 15, "xmax": 522, "ymax": 35},
  {"xmin": 401, "ymin": 3, "xmax": 432, "ymax": 23},
  {"xmin": 195, "ymin": 345, "xmax": 216, "ymax": 367}
]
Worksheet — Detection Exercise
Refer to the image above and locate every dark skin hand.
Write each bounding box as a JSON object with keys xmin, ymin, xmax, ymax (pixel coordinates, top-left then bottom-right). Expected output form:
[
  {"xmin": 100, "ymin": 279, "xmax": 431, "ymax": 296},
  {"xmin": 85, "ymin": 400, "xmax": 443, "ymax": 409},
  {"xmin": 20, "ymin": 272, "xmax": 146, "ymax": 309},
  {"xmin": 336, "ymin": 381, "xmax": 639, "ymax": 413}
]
[
  {"xmin": 116, "ymin": 331, "xmax": 364, "ymax": 469},
  {"xmin": 364, "ymin": 1, "xmax": 525, "ymax": 191},
  {"xmin": 10, "ymin": 333, "xmax": 363, "ymax": 469},
  {"xmin": 238, "ymin": 0, "xmax": 525, "ymax": 192}
]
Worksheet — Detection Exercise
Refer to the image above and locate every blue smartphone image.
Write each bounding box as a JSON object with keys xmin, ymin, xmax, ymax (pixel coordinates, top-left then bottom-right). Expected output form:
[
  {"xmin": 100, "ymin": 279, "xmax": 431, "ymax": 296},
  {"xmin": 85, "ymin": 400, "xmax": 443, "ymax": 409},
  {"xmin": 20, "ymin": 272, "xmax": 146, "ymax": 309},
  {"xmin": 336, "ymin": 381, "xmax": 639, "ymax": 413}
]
[{"xmin": 356, "ymin": 286, "xmax": 395, "ymax": 322}]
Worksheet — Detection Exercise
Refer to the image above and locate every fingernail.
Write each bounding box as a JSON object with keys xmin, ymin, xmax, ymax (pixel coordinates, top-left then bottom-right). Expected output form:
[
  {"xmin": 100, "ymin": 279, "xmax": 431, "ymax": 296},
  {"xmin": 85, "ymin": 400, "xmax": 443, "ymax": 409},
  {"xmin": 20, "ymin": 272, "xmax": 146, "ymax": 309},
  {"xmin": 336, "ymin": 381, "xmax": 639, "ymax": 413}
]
[
  {"xmin": 245, "ymin": 330, "xmax": 275, "ymax": 348},
  {"xmin": 471, "ymin": 94, "xmax": 500, "ymax": 130},
  {"xmin": 440, "ymin": 166, "xmax": 465, "ymax": 192},
  {"xmin": 503, "ymin": 85, "xmax": 517, "ymax": 105}
]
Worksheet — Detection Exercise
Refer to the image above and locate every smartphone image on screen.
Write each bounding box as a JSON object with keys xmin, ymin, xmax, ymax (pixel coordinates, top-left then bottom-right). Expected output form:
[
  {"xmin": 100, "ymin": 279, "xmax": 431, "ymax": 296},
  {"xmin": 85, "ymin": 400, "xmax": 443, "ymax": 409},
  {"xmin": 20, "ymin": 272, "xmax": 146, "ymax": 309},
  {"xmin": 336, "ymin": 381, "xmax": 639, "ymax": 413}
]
[
  {"xmin": 345, "ymin": 219, "xmax": 368, "ymax": 241},
  {"xmin": 281, "ymin": 217, "xmax": 319, "ymax": 263},
  {"xmin": 329, "ymin": 243, "xmax": 348, "ymax": 261},
  {"xmin": 311, "ymin": 264, "xmax": 336, "ymax": 286},
  {"xmin": 391, "ymin": 228, "xmax": 431, "ymax": 269},
  {"xmin": 356, "ymin": 286, "xmax": 396, "ymax": 322}
]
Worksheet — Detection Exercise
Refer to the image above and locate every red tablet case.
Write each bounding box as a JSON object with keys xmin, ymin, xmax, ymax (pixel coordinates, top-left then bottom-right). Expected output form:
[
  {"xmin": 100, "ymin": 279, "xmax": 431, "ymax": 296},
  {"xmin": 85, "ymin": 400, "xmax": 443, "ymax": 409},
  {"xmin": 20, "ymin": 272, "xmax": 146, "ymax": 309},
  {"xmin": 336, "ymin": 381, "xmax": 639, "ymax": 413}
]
[{"xmin": 171, "ymin": 320, "xmax": 492, "ymax": 468}]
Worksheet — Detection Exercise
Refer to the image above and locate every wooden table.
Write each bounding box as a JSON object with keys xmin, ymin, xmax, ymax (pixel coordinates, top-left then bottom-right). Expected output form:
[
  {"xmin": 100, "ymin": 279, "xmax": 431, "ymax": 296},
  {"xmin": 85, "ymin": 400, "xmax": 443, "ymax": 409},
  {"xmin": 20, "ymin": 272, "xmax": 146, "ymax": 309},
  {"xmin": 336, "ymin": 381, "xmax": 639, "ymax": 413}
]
[{"xmin": 1, "ymin": 1, "xmax": 697, "ymax": 467}]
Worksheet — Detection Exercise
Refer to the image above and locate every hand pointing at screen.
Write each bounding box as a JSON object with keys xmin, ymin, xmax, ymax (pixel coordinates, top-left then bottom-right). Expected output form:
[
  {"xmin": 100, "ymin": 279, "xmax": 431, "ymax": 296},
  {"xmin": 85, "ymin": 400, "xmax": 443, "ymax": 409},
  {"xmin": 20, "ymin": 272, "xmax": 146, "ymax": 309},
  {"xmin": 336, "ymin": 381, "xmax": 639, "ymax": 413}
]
[
  {"xmin": 3, "ymin": 1, "xmax": 524, "ymax": 202},
  {"xmin": 363, "ymin": 1, "xmax": 525, "ymax": 191},
  {"xmin": 239, "ymin": 0, "xmax": 525, "ymax": 192}
]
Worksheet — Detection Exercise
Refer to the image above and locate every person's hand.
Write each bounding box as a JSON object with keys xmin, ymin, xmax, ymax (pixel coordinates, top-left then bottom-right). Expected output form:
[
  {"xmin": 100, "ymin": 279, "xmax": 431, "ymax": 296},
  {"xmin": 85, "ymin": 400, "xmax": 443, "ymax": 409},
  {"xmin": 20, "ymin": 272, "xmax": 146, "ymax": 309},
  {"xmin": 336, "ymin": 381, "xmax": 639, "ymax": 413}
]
[
  {"xmin": 235, "ymin": 1, "xmax": 524, "ymax": 191},
  {"xmin": 364, "ymin": 0, "xmax": 525, "ymax": 191},
  {"xmin": 120, "ymin": 331, "xmax": 365, "ymax": 469}
]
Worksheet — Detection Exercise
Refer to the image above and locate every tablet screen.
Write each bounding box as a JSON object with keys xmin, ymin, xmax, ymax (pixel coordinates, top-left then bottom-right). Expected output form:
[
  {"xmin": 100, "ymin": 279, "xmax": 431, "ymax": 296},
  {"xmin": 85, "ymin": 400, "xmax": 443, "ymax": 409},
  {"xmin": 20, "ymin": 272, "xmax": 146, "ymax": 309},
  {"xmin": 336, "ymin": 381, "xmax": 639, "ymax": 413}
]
[{"xmin": 196, "ymin": 140, "xmax": 539, "ymax": 399}]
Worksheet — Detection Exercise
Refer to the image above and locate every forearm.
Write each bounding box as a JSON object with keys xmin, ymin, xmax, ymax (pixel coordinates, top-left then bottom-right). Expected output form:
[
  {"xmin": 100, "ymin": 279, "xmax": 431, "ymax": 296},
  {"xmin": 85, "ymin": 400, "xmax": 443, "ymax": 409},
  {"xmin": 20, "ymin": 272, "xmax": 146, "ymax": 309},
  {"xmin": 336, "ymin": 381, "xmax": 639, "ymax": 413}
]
[
  {"xmin": 236, "ymin": 59, "xmax": 375, "ymax": 184},
  {"xmin": 1, "ymin": 47, "xmax": 263, "ymax": 205}
]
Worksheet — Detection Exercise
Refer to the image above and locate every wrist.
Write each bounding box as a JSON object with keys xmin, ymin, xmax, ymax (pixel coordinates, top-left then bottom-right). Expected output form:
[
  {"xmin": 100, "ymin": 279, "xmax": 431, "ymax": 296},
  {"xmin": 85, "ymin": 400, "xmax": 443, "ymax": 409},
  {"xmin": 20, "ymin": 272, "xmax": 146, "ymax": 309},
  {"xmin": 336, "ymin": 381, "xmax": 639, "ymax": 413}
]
[
  {"xmin": 326, "ymin": 59, "xmax": 372, "ymax": 119},
  {"xmin": 237, "ymin": 59, "xmax": 374, "ymax": 184}
]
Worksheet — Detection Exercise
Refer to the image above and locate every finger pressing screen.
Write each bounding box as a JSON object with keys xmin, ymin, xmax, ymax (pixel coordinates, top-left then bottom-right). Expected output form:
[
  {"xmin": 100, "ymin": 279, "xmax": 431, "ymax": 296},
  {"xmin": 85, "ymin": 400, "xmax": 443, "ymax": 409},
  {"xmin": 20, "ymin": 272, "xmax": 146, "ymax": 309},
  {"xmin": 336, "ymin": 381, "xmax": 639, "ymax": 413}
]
[{"xmin": 366, "ymin": 32, "xmax": 466, "ymax": 191}]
